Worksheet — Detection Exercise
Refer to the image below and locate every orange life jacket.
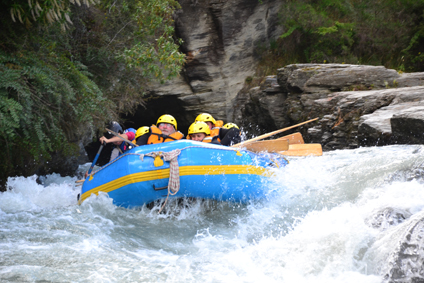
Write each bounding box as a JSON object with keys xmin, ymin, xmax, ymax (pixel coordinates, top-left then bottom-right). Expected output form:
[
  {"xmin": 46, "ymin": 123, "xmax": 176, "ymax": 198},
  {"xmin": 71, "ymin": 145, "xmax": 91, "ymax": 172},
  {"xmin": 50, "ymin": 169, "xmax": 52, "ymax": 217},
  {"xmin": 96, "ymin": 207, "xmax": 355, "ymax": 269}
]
[
  {"xmin": 201, "ymin": 136, "xmax": 213, "ymax": 143},
  {"xmin": 147, "ymin": 125, "xmax": 184, "ymax": 144},
  {"xmin": 210, "ymin": 127, "xmax": 220, "ymax": 137},
  {"xmin": 209, "ymin": 120, "xmax": 223, "ymax": 137}
]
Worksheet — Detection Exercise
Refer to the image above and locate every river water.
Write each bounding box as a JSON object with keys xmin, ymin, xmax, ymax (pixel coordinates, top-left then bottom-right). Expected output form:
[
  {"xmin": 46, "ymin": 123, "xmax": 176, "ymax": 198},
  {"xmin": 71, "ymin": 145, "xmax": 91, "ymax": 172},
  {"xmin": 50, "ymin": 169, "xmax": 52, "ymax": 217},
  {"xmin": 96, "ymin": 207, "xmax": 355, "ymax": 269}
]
[{"xmin": 2, "ymin": 145, "xmax": 424, "ymax": 283}]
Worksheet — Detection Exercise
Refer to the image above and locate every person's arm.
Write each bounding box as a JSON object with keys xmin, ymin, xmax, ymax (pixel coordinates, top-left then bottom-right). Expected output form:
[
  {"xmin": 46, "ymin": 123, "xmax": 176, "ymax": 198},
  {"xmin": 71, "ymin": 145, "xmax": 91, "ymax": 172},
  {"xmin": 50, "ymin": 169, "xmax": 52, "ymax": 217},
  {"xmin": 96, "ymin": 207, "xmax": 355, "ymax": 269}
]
[
  {"xmin": 219, "ymin": 127, "xmax": 241, "ymax": 146},
  {"xmin": 100, "ymin": 133, "xmax": 132, "ymax": 144}
]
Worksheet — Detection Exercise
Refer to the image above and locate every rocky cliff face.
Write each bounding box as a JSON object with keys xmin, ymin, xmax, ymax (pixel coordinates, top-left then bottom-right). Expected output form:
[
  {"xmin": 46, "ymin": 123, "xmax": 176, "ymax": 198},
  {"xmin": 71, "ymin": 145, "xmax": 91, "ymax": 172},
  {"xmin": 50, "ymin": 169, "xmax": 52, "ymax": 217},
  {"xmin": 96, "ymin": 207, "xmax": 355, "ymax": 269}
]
[
  {"xmin": 231, "ymin": 64, "xmax": 424, "ymax": 150},
  {"xmin": 143, "ymin": 0, "xmax": 283, "ymax": 128}
]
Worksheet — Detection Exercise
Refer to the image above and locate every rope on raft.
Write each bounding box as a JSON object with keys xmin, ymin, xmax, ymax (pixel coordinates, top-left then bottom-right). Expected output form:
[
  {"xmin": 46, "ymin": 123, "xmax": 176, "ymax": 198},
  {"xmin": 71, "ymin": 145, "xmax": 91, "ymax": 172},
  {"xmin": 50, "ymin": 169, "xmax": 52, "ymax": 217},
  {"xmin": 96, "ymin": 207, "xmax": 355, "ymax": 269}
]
[{"xmin": 140, "ymin": 149, "xmax": 181, "ymax": 213}]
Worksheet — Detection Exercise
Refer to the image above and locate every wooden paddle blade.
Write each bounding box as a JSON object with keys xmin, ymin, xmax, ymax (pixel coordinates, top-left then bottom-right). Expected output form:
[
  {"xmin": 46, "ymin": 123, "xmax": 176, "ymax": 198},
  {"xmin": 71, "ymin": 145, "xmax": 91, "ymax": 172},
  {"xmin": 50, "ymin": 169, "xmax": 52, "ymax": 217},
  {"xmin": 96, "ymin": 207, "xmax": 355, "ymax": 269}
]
[
  {"xmin": 279, "ymin": 144, "xmax": 323, "ymax": 156},
  {"xmin": 232, "ymin": 117, "xmax": 318, "ymax": 147},
  {"xmin": 277, "ymin": 132, "xmax": 305, "ymax": 144},
  {"xmin": 242, "ymin": 139, "xmax": 289, "ymax": 153}
]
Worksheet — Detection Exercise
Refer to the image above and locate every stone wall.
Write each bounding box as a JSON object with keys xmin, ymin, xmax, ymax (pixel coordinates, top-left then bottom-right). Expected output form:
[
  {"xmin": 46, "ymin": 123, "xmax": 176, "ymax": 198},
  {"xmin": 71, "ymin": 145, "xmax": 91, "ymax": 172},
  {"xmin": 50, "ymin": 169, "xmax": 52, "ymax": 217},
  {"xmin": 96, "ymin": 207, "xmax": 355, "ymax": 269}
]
[
  {"xmin": 144, "ymin": 0, "xmax": 284, "ymax": 127},
  {"xmin": 231, "ymin": 64, "xmax": 424, "ymax": 150}
]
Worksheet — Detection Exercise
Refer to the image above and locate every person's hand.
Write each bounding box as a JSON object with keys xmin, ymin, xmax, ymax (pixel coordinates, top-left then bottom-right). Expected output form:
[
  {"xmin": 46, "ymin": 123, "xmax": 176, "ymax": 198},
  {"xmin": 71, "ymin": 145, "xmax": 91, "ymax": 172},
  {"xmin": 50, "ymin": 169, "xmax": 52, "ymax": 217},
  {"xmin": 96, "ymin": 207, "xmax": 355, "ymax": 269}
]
[
  {"xmin": 99, "ymin": 136, "xmax": 108, "ymax": 144},
  {"xmin": 84, "ymin": 171, "xmax": 88, "ymax": 178}
]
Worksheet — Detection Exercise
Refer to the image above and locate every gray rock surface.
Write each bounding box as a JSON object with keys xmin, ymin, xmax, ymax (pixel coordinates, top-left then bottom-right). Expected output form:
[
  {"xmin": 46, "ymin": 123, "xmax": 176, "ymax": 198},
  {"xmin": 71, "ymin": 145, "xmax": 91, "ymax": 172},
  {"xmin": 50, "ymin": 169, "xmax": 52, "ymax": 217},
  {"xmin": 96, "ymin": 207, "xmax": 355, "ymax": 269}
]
[
  {"xmin": 383, "ymin": 212, "xmax": 424, "ymax": 283},
  {"xmin": 231, "ymin": 64, "xmax": 424, "ymax": 149},
  {"xmin": 277, "ymin": 64, "xmax": 400, "ymax": 94},
  {"xmin": 147, "ymin": 0, "xmax": 284, "ymax": 123}
]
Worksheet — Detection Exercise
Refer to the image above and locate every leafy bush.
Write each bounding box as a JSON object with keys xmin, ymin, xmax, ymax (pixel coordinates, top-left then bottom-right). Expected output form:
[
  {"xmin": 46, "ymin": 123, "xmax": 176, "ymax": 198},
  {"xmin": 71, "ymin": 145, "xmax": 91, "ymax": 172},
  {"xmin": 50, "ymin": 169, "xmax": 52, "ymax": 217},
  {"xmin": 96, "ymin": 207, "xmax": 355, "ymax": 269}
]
[
  {"xmin": 0, "ymin": 49, "xmax": 110, "ymax": 180},
  {"xmin": 256, "ymin": 0, "xmax": 424, "ymax": 75}
]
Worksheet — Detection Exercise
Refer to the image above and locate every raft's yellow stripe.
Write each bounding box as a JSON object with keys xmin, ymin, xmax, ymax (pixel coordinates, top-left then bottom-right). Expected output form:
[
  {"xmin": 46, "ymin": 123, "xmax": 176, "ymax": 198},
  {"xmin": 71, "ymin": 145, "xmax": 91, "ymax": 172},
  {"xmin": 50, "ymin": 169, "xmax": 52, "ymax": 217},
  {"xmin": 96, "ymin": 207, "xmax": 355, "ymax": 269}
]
[{"xmin": 79, "ymin": 165, "xmax": 271, "ymax": 203}]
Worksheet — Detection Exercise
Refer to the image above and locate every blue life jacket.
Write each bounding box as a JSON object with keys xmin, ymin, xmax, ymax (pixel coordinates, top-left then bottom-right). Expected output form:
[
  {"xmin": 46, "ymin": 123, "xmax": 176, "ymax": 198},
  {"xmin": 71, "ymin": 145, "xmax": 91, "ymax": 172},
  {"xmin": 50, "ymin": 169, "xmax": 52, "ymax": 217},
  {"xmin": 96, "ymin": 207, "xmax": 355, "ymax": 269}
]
[{"xmin": 118, "ymin": 128, "xmax": 136, "ymax": 155}]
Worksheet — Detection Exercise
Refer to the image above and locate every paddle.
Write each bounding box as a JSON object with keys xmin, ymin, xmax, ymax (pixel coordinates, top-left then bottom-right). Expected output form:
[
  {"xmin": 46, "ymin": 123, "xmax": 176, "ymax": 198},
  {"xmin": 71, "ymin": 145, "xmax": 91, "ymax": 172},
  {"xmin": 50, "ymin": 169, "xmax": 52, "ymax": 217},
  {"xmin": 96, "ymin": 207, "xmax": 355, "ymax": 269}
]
[
  {"xmin": 243, "ymin": 139, "xmax": 289, "ymax": 153},
  {"xmin": 279, "ymin": 144, "xmax": 323, "ymax": 156},
  {"xmin": 87, "ymin": 141, "xmax": 106, "ymax": 175},
  {"xmin": 105, "ymin": 128, "xmax": 138, "ymax": 147},
  {"xmin": 232, "ymin": 118, "xmax": 318, "ymax": 148},
  {"xmin": 277, "ymin": 132, "xmax": 304, "ymax": 144}
]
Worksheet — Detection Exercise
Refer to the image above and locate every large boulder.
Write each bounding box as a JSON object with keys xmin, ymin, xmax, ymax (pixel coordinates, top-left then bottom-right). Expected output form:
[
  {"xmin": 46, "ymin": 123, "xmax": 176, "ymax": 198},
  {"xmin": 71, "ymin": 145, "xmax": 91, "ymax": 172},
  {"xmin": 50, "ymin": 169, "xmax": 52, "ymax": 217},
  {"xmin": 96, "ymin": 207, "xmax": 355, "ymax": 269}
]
[{"xmin": 278, "ymin": 64, "xmax": 400, "ymax": 94}]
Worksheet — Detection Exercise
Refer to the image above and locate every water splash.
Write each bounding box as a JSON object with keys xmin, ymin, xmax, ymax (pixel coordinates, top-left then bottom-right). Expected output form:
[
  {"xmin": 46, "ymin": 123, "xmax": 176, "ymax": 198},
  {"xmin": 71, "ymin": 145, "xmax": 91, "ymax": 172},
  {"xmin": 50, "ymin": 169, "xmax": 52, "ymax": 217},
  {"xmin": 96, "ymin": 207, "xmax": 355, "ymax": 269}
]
[{"xmin": 1, "ymin": 145, "xmax": 424, "ymax": 282}]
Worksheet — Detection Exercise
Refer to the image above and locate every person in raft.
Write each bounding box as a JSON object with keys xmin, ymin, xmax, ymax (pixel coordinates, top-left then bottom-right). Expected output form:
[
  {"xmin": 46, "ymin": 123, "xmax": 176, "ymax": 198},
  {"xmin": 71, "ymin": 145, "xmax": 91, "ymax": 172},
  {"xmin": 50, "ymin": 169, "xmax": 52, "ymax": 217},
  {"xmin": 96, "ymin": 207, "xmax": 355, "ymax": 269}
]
[
  {"xmin": 194, "ymin": 113, "xmax": 223, "ymax": 137},
  {"xmin": 85, "ymin": 121, "xmax": 136, "ymax": 178},
  {"xmin": 218, "ymin": 123, "xmax": 242, "ymax": 146},
  {"xmin": 194, "ymin": 113, "xmax": 241, "ymax": 146},
  {"xmin": 99, "ymin": 121, "xmax": 136, "ymax": 161},
  {"xmin": 134, "ymin": 126, "xmax": 150, "ymax": 142},
  {"xmin": 186, "ymin": 121, "xmax": 220, "ymax": 144},
  {"xmin": 136, "ymin": 114, "xmax": 184, "ymax": 145}
]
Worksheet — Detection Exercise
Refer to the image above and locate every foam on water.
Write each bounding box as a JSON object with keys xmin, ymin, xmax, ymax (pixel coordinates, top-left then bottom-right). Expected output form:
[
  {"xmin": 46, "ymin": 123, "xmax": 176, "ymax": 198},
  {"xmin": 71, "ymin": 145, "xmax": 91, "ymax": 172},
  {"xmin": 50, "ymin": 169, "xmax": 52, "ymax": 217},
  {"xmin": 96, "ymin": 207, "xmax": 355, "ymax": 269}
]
[{"xmin": 1, "ymin": 145, "xmax": 424, "ymax": 282}]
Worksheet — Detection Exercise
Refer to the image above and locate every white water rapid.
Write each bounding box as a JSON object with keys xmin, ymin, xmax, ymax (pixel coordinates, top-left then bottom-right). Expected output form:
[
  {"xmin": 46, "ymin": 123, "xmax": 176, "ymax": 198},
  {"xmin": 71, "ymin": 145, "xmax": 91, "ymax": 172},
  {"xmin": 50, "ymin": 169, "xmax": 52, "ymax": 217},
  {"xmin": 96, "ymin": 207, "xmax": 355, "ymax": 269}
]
[{"xmin": 2, "ymin": 145, "xmax": 424, "ymax": 283}]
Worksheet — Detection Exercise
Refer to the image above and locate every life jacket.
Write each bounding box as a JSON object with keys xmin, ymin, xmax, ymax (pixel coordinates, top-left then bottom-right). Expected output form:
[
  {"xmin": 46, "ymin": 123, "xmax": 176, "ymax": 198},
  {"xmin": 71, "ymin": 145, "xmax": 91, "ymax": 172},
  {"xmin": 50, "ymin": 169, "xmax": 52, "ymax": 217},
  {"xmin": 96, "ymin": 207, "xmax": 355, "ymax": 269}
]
[
  {"xmin": 116, "ymin": 139, "xmax": 136, "ymax": 156},
  {"xmin": 117, "ymin": 130, "xmax": 136, "ymax": 155},
  {"xmin": 147, "ymin": 125, "xmax": 184, "ymax": 144},
  {"xmin": 210, "ymin": 120, "xmax": 223, "ymax": 139},
  {"xmin": 209, "ymin": 127, "xmax": 218, "ymax": 137},
  {"xmin": 202, "ymin": 136, "xmax": 213, "ymax": 143}
]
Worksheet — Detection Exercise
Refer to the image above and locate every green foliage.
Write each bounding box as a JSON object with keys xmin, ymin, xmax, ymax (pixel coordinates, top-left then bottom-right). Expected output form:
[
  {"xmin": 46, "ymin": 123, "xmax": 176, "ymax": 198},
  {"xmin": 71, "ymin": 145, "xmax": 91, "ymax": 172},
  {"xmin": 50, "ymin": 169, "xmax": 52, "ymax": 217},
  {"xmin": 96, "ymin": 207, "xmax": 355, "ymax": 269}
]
[
  {"xmin": 257, "ymin": 0, "xmax": 424, "ymax": 74},
  {"xmin": 0, "ymin": 0, "xmax": 186, "ymax": 184},
  {"xmin": 5, "ymin": 0, "xmax": 96, "ymax": 31},
  {"xmin": 111, "ymin": 0, "xmax": 186, "ymax": 83},
  {"xmin": 0, "ymin": 50, "xmax": 108, "ymax": 160}
]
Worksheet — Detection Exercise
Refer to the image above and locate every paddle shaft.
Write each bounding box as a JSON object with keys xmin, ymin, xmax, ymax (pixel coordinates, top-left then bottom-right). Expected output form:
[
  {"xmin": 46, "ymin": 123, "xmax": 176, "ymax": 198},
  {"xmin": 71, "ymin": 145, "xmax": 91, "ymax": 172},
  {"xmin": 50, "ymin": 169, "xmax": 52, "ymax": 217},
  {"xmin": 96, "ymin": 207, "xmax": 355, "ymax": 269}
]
[
  {"xmin": 105, "ymin": 128, "xmax": 138, "ymax": 148},
  {"xmin": 87, "ymin": 142, "xmax": 105, "ymax": 175},
  {"xmin": 233, "ymin": 118, "xmax": 318, "ymax": 147}
]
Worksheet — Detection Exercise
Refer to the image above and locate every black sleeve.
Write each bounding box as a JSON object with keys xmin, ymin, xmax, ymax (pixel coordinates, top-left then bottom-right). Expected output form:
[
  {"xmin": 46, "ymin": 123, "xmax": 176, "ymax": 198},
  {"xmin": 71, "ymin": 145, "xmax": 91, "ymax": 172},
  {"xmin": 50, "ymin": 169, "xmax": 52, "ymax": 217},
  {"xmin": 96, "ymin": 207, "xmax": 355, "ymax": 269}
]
[
  {"xmin": 136, "ymin": 133, "xmax": 150, "ymax": 146},
  {"xmin": 219, "ymin": 127, "xmax": 241, "ymax": 146},
  {"xmin": 210, "ymin": 136, "xmax": 221, "ymax": 145}
]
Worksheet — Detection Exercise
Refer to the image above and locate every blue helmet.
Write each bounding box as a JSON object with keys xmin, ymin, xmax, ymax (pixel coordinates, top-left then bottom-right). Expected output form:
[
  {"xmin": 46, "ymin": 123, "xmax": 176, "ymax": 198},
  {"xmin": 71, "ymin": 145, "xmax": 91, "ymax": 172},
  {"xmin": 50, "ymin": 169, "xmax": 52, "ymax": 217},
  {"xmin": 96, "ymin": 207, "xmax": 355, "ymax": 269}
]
[{"xmin": 124, "ymin": 128, "xmax": 136, "ymax": 134}]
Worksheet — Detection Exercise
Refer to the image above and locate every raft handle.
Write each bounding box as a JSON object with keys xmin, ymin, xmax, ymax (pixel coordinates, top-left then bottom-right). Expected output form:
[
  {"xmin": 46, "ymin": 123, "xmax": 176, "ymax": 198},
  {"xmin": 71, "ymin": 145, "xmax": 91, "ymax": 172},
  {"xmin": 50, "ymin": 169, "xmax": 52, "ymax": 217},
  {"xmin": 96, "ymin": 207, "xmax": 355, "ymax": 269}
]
[{"xmin": 153, "ymin": 185, "xmax": 168, "ymax": 191}]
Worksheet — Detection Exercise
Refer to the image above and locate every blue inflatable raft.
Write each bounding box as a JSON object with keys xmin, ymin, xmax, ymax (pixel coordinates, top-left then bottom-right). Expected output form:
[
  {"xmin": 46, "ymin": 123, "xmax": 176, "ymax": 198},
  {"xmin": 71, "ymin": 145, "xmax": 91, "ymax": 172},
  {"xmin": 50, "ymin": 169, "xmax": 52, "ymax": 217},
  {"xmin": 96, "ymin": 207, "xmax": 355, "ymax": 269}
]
[{"xmin": 78, "ymin": 140, "xmax": 288, "ymax": 208}]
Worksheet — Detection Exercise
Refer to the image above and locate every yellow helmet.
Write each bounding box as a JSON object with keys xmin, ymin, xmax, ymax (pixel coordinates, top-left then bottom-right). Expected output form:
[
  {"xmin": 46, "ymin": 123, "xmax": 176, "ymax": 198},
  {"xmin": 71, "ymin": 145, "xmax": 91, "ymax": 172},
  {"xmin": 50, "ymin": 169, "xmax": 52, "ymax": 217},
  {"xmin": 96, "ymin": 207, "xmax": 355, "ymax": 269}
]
[
  {"xmin": 195, "ymin": 113, "xmax": 216, "ymax": 125},
  {"xmin": 135, "ymin": 126, "xmax": 150, "ymax": 139},
  {"xmin": 188, "ymin": 121, "xmax": 211, "ymax": 136},
  {"xmin": 156, "ymin": 114, "xmax": 177, "ymax": 130},
  {"xmin": 223, "ymin": 123, "xmax": 239, "ymax": 129}
]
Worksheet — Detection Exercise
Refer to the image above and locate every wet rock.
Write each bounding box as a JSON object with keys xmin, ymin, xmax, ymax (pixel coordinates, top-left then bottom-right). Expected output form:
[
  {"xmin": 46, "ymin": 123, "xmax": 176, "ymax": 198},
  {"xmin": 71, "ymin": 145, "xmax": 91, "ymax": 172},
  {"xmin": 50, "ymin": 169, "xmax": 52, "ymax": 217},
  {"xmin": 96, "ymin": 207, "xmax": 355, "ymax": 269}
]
[
  {"xmin": 391, "ymin": 106, "xmax": 424, "ymax": 144},
  {"xmin": 366, "ymin": 207, "xmax": 412, "ymax": 231},
  {"xmin": 383, "ymin": 214, "xmax": 424, "ymax": 283}
]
